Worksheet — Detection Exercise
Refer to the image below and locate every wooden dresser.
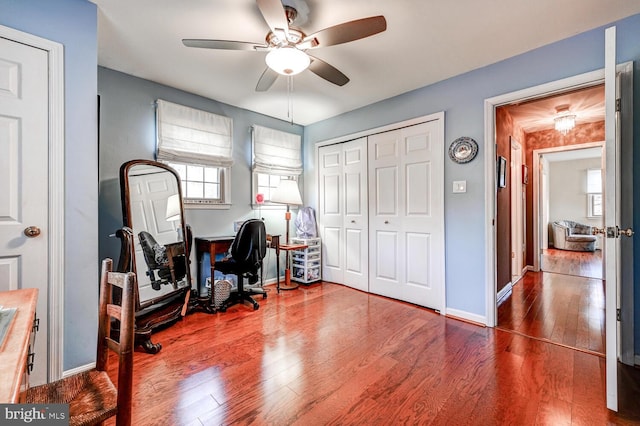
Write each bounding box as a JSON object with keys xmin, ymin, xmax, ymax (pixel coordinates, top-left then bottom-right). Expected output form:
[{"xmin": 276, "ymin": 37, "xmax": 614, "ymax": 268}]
[{"xmin": 0, "ymin": 288, "xmax": 38, "ymax": 403}]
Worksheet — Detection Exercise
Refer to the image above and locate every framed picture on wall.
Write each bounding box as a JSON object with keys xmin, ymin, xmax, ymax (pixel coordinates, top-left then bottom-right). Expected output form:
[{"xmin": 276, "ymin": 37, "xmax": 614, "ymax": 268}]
[
  {"xmin": 522, "ymin": 164, "xmax": 529, "ymax": 185},
  {"xmin": 497, "ymin": 156, "xmax": 507, "ymax": 188}
]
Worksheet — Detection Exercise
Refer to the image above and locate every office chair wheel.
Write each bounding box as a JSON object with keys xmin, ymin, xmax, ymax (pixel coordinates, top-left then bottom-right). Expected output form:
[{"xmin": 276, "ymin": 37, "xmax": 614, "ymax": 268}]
[
  {"xmin": 262, "ymin": 293, "xmax": 267, "ymax": 299},
  {"xmin": 253, "ymin": 303, "xmax": 259, "ymax": 311}
]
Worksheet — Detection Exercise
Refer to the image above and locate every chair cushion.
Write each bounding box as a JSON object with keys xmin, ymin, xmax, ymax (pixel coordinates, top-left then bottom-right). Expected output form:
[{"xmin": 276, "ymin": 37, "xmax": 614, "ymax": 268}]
[
  {"xmin": 566, "ymin": 234, "xmax": 597, "ymax": 243},
  {"xmin": 26, "ymin": 370, "xmax": 117, "ymax": 426}
]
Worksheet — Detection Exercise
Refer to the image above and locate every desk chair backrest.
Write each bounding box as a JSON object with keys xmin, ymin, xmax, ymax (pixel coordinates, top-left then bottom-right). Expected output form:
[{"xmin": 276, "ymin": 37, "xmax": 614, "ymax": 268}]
[{"xmin": 230, "ymin": 219, "xmax": 267, "ymax": 273}]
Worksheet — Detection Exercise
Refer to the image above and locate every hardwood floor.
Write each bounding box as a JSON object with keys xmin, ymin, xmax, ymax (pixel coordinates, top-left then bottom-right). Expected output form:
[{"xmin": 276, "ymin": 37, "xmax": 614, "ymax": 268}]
[
  {"xmin": 497, "ymin": 271, "xmax": 606, "ymax": 355},
  {"xmin": 106, "ymin": 283, "xmax": 640, "ymax": 425},
  {"xmin": 541, "ymin": 248, "xmax": 603, "ymax": 279}
]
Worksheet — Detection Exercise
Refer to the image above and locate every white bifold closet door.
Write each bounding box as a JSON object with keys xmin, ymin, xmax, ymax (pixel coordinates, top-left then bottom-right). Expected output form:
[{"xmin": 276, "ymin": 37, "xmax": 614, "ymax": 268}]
[
  {"xmin": 318, "ymin": 137, "xmax": 368, "ymax": 292},
  {"xmin": 368, "ymin": 120, "xmax": 445, "ymax": 310}
]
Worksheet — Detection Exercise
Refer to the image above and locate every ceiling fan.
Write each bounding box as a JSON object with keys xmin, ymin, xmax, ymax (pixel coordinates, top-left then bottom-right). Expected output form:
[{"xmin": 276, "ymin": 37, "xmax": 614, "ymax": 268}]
[{"xmin": 182, "ymin": 0, "xmax": 387, "ymax": 91}]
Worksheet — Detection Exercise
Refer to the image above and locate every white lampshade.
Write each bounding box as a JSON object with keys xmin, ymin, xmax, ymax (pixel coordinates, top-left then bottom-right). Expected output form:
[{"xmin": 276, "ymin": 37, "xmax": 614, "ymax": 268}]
[
  {"xmin": 265, "ymin": 47, "xmax": 310, "ymax": 76},
  {"xmin": 270, "ymin": 179, "xmax": 303, "ymax": 206},
  {"xmin": 165, "ymin": 194, "xmax": 181, "ymax": 222}
]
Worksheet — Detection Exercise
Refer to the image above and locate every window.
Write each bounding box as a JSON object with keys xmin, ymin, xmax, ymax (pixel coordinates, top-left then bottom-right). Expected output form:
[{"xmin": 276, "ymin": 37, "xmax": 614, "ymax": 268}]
[
  {"xmin": 256, "ymin": 173, "xmax": 282, "ymax": 202},
  {"xmin": 251, "ymin": 125, "xmax": 302, "ymax": 206},
  {"xmin": 156, "ymin": 99, "xmax": 233, "ymax": 206},
  {"xmin": 587, "ymin": 168, "xmax": 602, "ymax": 217},
  {"xmin": 165, "ymin": 162, "xmax": 224, "ymax": 202}
]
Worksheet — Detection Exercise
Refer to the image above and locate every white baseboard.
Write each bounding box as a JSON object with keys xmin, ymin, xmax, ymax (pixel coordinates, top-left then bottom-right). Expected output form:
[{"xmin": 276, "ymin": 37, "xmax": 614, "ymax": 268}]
[
  {"xmin": 262, "ymin": 276, "xmax": 284, "ymax": 286},
  {"xmin": 497, "ymin": 282, "xmax": 512, "ymax": 304},
  {"xmin": 445, "ymin": 308, "xmax": 487, "ymax": 326},
  {"xmin": 635, "ymin": 355, "xmax": 640, "ymax": 367},
  {"xmin": 62, "ymin": 362, "xmax": 94, "ymax": 379}
]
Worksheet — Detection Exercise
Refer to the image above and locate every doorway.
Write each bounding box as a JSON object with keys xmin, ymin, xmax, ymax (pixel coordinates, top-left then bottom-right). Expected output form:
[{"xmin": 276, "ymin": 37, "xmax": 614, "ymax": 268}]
[
  {"xmin": 494, "ymin": 84, "xmax": 607, "ymax": 355},
  {"xmin": 537, "ymin": 145, "xmax": 604, "ymax": 281}
]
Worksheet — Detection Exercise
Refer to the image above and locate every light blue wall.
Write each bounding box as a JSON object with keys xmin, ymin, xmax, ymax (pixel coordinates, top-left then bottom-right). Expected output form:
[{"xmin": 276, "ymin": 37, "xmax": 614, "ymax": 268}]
[
  {"xmin": 304, "ymin": 14, "xmax": 640, "ymax": 350},
  {"xmin": 98, "ymin": 67, "xmax": 304, "ymax": 287},
  {"xmin": 0, "ymin": 0, "xmax": 98, "ymax": 370}
]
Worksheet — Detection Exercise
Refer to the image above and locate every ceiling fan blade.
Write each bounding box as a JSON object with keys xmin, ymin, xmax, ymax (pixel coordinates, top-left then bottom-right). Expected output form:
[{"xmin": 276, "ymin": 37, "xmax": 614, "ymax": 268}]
[
  {"xmin": 255, "ymin": 67, "xmax": 279, "ymax": 92},
  {"xmin": 256, "ymin": 0, "xmax": 289, "ymax": 35},
  {"xmin": 301, "ymin": 16, "xmax": 387, "ymax": 49},
  {"xmin": 182, "ymin": 39, "xmax": 266, "ymax": 51},
  {"xmin": 308, "ymin": 56, "xmax": 349, "ymax": 87}
]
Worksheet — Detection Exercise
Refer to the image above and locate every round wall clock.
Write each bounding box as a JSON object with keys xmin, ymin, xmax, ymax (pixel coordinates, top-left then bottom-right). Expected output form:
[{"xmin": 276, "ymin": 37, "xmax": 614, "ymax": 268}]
[{"xmin": 448, "ymin": 137, "xmax": 478, "ymax": 164}]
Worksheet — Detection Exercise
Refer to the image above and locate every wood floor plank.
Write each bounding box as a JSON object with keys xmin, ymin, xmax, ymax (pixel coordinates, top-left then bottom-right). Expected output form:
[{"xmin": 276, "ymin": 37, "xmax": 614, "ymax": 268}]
[
  {"xmin": 104, "ymin": 282, "xmax": 637, "ymax": 425},
  {"xmin": 498, "ymin": 266, "xmax": 605, "ymax": 354}
]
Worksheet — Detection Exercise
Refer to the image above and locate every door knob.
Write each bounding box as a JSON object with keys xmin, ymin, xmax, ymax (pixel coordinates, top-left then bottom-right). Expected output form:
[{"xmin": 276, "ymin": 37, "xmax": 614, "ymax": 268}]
[
  {"xmin": 619, "ymin": 227, "xmax": 634, "ymax": 237},
  {"xmin": 24, "ymin": 226, "xmax": 41, "ymax": 238},
  {"xmin": 384, "ymin": 220, "xmax": 389, "ymax": 224},
  {"xmin": 593, "ymin": 226, "xmax": 634, "ymax": 238},
  {"xmin": 351, "ymin": 220, "xmax": 356, "ymax": 223}
]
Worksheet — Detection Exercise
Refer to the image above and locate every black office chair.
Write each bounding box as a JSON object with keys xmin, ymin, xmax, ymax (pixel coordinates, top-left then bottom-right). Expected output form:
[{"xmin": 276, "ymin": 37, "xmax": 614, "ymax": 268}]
[
  {"xmin": 138, "ymin": 231, "xmax": 188, "ymax": 290},
  {"xmin": 215, "ymin": 219, "xmax": 267, "ymax": 311}
]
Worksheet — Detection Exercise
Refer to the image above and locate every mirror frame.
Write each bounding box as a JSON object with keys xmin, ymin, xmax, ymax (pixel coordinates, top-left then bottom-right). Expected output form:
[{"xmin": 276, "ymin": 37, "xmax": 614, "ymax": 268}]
[{"xmin": 118, "ymin": 159, "xmax": 191, "ymax": 309}]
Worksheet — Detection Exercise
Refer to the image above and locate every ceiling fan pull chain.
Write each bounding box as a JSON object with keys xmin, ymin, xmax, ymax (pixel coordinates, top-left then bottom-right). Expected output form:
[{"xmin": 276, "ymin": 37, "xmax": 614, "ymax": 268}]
[{"xmin": 288, "ymin": 75, "xmax": 294, "ymax": 124}]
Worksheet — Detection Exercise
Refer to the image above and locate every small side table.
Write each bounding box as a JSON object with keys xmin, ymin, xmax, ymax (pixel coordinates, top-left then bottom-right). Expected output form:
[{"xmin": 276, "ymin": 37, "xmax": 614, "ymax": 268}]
[{"xmin": 278, "ymin": 243, "xmax": 308, "ymax": 291}]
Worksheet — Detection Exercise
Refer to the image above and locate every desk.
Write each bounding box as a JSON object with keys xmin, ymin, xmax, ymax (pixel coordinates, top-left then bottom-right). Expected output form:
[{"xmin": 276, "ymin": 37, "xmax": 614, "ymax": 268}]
[
  {"xmin": 193, "ymin": 236, "xmax": 234, "ymax": 312},
  {"xmin": 194, "ymin": 235, "xmax": 286, "ymax": 307},
  {"xmin": 0, "ymin": 288, "xmax": 38, "ymax": 403},
  {"xmin": 164, "ymin": 241, "xmax": 186, "ymax": 288}
]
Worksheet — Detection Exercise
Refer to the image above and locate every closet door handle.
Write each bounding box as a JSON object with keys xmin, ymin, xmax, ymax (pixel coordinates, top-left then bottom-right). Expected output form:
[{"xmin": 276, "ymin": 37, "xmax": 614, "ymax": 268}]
[
  {"xmin": 351, "ymin": 220, "xmax": 356, "ymax": 223},
  {"xmin": 384, "ymin": 220, "xmax": 389, "ymax": 224}
]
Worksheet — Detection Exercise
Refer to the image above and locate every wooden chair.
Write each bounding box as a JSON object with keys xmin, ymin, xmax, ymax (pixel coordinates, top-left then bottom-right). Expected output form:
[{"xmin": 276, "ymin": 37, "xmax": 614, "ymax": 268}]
[{"xmin": 26, "ymin": 258, "xmax": 135, "ymax": 426}]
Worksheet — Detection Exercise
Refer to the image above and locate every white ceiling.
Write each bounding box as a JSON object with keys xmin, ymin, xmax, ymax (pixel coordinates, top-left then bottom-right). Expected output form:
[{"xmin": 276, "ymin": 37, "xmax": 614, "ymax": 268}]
[{"xmin": 91, "ymin": 0, "xmax": 640, "ymax": 125}]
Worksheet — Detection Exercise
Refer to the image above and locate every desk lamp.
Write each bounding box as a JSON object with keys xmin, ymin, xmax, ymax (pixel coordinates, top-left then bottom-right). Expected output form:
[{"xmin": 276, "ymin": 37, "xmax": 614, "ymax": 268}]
[
  {"xmin": 165, "ymin": 194, "xmax": 183, "ymax": 240},
  {"xmin": 270, "ymin": 178, "xmax": 303, "ymax": 289}
]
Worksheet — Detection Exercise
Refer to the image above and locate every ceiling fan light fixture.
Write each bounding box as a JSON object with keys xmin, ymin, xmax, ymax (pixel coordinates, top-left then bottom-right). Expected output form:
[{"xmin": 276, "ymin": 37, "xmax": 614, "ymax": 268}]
[
  {"xmin": 265, "ymin": 47, "xmax": 310, "ymax": 76},
  {"xmin": 554, "ymin": 105, "xmax": 576, "ymax": 135}
]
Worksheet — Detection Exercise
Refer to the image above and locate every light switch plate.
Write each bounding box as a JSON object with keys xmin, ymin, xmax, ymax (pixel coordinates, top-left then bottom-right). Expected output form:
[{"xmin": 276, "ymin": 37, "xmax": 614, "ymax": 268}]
[{"xmin": 453, "ymin": 180, "xmax": 467, "ymax": 193}]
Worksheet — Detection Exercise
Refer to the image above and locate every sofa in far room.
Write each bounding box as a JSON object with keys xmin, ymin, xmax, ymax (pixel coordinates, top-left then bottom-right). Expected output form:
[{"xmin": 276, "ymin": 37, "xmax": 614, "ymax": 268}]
[{"xmin": 551, "ymin": 220, "xmax": 597, "ymax": 252}]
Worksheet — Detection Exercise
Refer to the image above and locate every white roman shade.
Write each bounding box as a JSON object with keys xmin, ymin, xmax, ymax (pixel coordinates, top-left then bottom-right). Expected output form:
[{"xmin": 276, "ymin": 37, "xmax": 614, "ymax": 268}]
[
  {"xmin": 156, "ymin": 99, "xmax": 233, "ymax": 167},
  {"xmin": 252, "ymin": 125, "xmax": 302, "ymax": 176},
  {"xmin": 587, "ymin": 168, "xmax": 602, "ymax": 193}
]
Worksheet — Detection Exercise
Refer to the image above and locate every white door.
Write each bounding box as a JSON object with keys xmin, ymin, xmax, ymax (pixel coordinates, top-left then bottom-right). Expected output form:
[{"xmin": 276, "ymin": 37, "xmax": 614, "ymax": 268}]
[
  {"xmin": 318, "ymin": 144, "xmax": 344, "ymax": 284},
  {"xmin": 603, "ymin": 25, "xmax": 626, "ymax": 412},
  {"xmin": 0, "ymin": 37, "xmax": 49, "ymax": 384},
  {"xmin": 368, "ymin": 120, "xmax": 445, "ymax": 310},
  {"xmin": 318, "ymin": 138, "xmax": 368, "ymax": 291},
  {"xmin": 342, "ymin": 139, "xmax": 368, "ymax": 291}
]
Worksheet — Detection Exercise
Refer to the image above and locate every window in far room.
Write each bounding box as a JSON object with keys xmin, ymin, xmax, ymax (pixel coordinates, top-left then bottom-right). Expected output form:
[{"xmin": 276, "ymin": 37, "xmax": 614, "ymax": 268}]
[
  {"xmin": 156, "ymin": 99, "xmax": 233, "ymax": 207},
  {"xmin": 587, "ymin": 168, "xmax": 602, "ymax": 217},
  {"xmin": 251, "ymin": 125, "xmax": 302, "ymax": 206}
]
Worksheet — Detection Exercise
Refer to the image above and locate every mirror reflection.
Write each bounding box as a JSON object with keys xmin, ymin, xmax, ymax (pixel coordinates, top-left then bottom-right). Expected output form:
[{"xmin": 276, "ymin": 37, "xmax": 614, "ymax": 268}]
[{"xmin": 125, "ymin": 163, "xmax": 190, "ymax": 304}]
